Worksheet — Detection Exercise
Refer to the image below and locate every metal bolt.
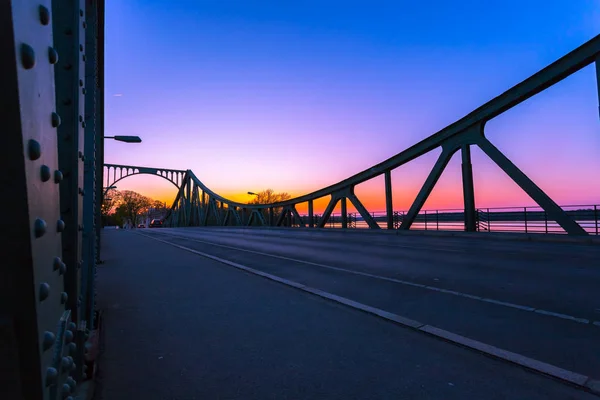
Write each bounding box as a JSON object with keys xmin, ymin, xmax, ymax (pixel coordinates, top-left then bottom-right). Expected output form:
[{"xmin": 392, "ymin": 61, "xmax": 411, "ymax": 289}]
[
  {"xmin": 82, "ymin": 22, "xmax": 87, "ymax": 29},
  {"xmin": 41, "ymin": 165, "xmax": 51, "ymax": 182},
  {"xmin": 79, "ymin": 116, "xmax": 83, "ymax": 122},
  {"xmin": 82, "ymin": 54, "xmax": 86, "ymax": 62},
  {"xmin": 46, "ymin": 367, "xmax": 58, "ymax": 386},
  {"xmin": 61, "ymin": 292, "xmax": 68, "ymax": 304},
  {"xmin": 34, "ymin": 218, "xmax": 47, "ymax": 238},
  {"xmin": 66, "ymin": 377, "xmax": 76, "ymax": 388},
  {"xmin": 79, "ymin": 79, "xmax": 83, "ymax": 87},
  {"xmin": 80, "ymin": 44, "xmax": 83, "ymax": 52},
  {"xmin": 42, "ymin": 331, "xmax": 56, "ymax": 351},
  {"xmin": 64, "ymin": 330, "xmax": 74, "ymax": 343},
  {"xmin": 80, "ymin": 9, "xmax": 84, "ymax": 17},
  {"xmin": 48, "ymin": 47, "xmax": 59, "ymax": 64},
  {"xmin": 68, "ymin": 322, "xmax": 77, "ymax": 331},
  {"xmin": 61, "ymin": 356, "xmax": 73, "ymax": 370},
  {"xmin": 39, "ymin": 283, "xmax": 50, "ymax": 301},
  {"xmin": 82, "ymin": 89, "xmax": 86, "ymax": 95},
  {"xmin": 54, "ymin": 170, "xmax": 63, "ymax": 183},
  {"xmin": 59, "ymin": 262, "xmax": 67, "ymax": 275},
  {"xmin": 53, "ymin": 257, "xmax": 62, "ymax": 271},
  {"xmin": 82, "ymin": 121, "xmax": 86, "ymax": 127},
  {"xmin": 68, "ymin": 342, "xmax": 77, "ymax": 355},
  {"xmin": 39, "ymin": 5, "xmax": 50, "ymax": 25},
  {"xmin": 56, "ymin": 219, "xmax": 65, "ymax": 232},
  {"xmin": 62, "ymin": 383, "xmax": 71, "ymax": 396},
  {"xmin": 28, "ymin": 139, "xmax": 41, "ymax": 160},
  {"xmin": 21, "ymin": 44, "xmax": 35, "ymax": 69},
  {"xmin": 51, "ymin": 112, "xmax": 61, "ymax": 127}
]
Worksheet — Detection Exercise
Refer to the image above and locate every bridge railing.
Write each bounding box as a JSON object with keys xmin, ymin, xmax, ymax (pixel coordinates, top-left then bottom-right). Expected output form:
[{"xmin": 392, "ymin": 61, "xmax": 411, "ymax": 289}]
[{"xmin": 288, "ymin": 204, "xmax": 599, "ymax": 235}]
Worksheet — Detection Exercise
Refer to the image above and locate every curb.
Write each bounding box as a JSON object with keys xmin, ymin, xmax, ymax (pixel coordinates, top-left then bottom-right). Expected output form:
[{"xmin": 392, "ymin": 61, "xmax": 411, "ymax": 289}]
[{"xmin": 140, "ymin": 232, "xmax": 600, "ymax": 396}]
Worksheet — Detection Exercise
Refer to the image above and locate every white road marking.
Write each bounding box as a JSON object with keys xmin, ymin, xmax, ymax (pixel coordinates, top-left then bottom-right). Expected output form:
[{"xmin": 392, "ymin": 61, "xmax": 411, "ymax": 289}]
[
  {"xmin": 138, "ymin": 231, "xmax": 600, "ymax": 394},
  {"xmin": 146, "ymin": 231, "xmax": 599, "ymax": 328}
]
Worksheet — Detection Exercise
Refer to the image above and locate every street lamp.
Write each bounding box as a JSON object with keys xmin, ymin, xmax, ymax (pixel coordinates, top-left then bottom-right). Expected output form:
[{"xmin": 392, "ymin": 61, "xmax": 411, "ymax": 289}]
[{"xmin": 104, "ymin": 135, "xmax": 142, "ymax": 143}]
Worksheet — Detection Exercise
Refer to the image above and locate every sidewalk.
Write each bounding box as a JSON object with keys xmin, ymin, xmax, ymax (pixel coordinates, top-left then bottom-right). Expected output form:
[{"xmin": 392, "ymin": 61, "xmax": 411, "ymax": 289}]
[{"xmin": 94, "ymin": 229, "xmax": 594, "ymax": 399}]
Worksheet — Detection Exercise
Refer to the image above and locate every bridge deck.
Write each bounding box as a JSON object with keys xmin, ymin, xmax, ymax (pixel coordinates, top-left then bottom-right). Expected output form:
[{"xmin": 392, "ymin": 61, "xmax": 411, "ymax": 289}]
[{"xmin": 95, "ymin": 229, "xmax": 598, "ymax": 399}]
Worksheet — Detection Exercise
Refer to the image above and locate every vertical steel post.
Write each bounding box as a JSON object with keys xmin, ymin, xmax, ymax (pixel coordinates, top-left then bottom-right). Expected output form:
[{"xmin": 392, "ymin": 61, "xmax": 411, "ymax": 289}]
[
  {"xmin": 595, "ymin": 56, "xmax": 600, "ymax": 120},
  {"xmin": 461, "ymin": 144, "xmax": 477, "ymax": 232},
  {"xmin": 308, "ymin": 200, "xmax": 314, "ymax": 228},
  {"xmin": 341, "ymin": 197, "xmax": 347, "ymax": 229},
  {"xmin": 384, "ymin": 171, "xmax": 394, "ymax": 229},
  {"xmin": 269, "ymin": 207, "xmax": 274, "ymax": 226},
  {"xmin": 54, "ymin": 0, "xmax": 87, "ymax": 333}
]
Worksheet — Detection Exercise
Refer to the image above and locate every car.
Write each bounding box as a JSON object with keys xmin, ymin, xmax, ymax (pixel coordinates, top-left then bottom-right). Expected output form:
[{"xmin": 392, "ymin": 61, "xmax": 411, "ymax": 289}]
[
  {"xmin": 137, "ymin": 224, "xmax": 145, "ymax": 228},
  {"xmin": 149, "ymin": 219, "xmax": 163, "ymax": 228}
]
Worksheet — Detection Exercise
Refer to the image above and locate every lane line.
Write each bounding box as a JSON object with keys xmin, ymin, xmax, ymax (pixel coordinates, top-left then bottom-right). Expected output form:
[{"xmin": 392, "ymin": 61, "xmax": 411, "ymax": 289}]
[
  {"xmin": 146, "ymin": 231, "xmax": 599, "ymax": 327},
  {"xmin": 137, "ymin": 231, "xmax": 600, "ymax": 395}
]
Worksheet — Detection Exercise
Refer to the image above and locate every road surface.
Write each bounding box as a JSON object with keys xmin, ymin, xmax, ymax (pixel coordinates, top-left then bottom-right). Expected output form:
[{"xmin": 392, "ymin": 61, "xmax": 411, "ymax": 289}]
[{"xmin": 95, "ymin": 228, "xmax": 599, "ymax": 399}]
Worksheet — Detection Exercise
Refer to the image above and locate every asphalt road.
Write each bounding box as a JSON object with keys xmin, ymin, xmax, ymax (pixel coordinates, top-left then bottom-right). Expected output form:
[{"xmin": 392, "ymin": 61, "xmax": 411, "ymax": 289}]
[{"xmin": 95, "ymin": 228, "xmax": 599, "ymax": 399}]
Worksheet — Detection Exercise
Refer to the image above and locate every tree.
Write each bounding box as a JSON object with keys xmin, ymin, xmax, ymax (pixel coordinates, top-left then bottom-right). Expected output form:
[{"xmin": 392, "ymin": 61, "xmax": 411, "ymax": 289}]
[
  {"xmin": 101, "ymin": 189, "xmax": 121, "ymax": 219},
  {"xmin": 248, "ymin": 189, "xmax": 292, "ymax": 222},
  {"xmin": 248, "ymin": 189, "xmax": 291, "ymax": 205},
  {"xmin": 118, "ymin": 190, "xmax": 152, "ymax": 227}
]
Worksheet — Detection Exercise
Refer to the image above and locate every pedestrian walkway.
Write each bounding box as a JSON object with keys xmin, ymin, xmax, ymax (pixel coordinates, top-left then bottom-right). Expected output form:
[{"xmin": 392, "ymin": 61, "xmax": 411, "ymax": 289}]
[{"xmin": 94, "ymin": 229, "xmax": 594, "ymax": 399}]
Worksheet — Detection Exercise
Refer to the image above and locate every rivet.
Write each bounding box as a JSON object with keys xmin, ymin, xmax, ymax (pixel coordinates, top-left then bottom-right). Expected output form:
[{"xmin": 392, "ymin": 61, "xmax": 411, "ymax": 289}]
[
  {"xmin": 66, "ymin": 377, "xmax": 76, "ymax": 390},
  {"xmin": 79, "ymin": 116, "xmax": 83, "ymax": 122},
  {"xmin": 39, "ymin": 283, "xmax": 50, "ymax": 301},
  {"xmin": 20, "ymin": 44, "xmax": 35, "ymax": 69},
  {"xmin": 62, "ymin": 383, "xmax": 71, "ymax": 395},
  {"xmin": 61, "ymin": 356, "xmax": 73, "ymax": 370},
  {"xmin": 53, "ymin": 257, "xmax": 62, "ymax": 271},
  {"xmin": 54, "ymin": 170, "xmax": 63, "ymax": 183},
  {"xmin": 46, "ymin": 367, "xmax": 58, "ymax": 386},
  {"xmin": 42, "ymin": 331, "xmax": 56, "ymax": 351},
  {"xmin": 78, "ymin": 150, "xmax": 83, "ymax": 158},
  {"xmin": 61, "ymin": 292, "xmax": 68, "ymax": 304},
  {"xmin": 51, "ymin": 112, "xmax": 61, "ymax": 127},
  {"xmin": 79, "ymin": 79, "xmax": 83, "ymax": 87},
  {"xmin": 28, "ymin": 139, "xmax": 41, "ymax": 160},
  {"xmin": 64, "ymin": 330, "xmax": 74, "ymax": 343},
  {"xmin": 82, "ymin": 121, "xmax": 86, "ymax": 127},
  {"xmin": 64, "ymin": 63, "xmax": 72, "ymax": 71},
  {"xmin": 48, "ymin": 47, "xmax": 59, "ymax": 64},
  {"xmin": 82, "ymin": 22, "xmax": 87, "ymax": 29},
  {"xmin": 71, "ymin": 363, "xmax": 77, "ymax": 372},
  {"xmin": 79, "ymin": 44, "xmax": 83, "ymax": 52},
  {"xmin": 34, "ymin": 218, "xmax": 47, "ymax": 238},
  {"xmin": 41, "ymin": 165, "xmax": 51, "ymax": 182},
  {"xmin": 68, "ymin": 342, "xmax": 77, "ymax": 355},
  {"xmin": 57, "ymin": 219, "xmax": 66, "ymax": 232},
  {"xmin": 82, "ymin": 54, "xmax": 86, "ymax": 62},
  {"xmin": 59, "ymin": 262, "xmax": 67, "ymax": 275},
  {"xmin": 82, "ymin": 89, "xmax": 86, "ymax": 95},
  {"xmin": 39, "ymin": 5, "xmax": 50, "ymax": 25},
  {"xmin": 68, "ymin": 322, "xmax": 77, "ymax": 331},
  {"xmin": 80, "ymin": 9, "xmax": 84, "ymax": 17}
]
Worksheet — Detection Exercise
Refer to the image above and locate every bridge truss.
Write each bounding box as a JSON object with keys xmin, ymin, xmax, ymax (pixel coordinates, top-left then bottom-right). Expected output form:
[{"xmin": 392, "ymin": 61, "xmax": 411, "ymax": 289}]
[{"xmin": 162, "ymin": 35, "xmax": 600, "ymax": 237}]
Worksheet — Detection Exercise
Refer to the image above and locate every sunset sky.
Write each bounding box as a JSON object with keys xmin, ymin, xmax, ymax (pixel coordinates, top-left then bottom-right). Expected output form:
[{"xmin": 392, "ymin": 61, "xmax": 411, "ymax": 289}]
[{"xmin": 104, "ymin": 1, "xmax": 600, "ymax": 214}]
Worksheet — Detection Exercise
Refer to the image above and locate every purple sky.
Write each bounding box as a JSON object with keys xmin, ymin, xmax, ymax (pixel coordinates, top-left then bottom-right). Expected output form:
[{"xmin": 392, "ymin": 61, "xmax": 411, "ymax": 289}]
[{"xmin": 104, "ymin": 1, "xmax": 600, "ymax": 212}]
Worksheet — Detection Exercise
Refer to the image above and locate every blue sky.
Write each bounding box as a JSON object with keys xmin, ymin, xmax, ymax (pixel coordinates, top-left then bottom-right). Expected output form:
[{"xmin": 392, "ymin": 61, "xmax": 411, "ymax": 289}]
[{"xmin": 104, "ymin": 1, "xmax": 600, "ymax": 211}]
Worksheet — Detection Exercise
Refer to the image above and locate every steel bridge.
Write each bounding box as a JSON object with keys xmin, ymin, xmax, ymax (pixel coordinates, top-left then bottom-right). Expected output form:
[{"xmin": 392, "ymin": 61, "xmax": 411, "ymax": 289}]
[{"xmin": 3, "ymin": 1, "xmax": 600, "ymax": 399}]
